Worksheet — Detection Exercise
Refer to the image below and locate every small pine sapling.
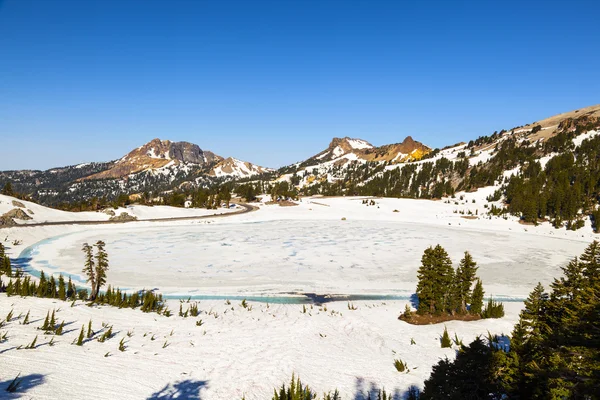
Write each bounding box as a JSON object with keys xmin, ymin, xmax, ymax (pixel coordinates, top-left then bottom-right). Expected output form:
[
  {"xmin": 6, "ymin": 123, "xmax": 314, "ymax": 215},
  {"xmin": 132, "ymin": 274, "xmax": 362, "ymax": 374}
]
[
  {"xmin": 55, "ymin": 321, "xmax": 65, "ymax": 335},
  {"xmin": 394, "ymin": 358, "xmax": 408, "ymax": 372},
  {"xmin": 87, "ymin": 320, "xmax": 93, "ymax": 338},
  {"xmin": 75, "ymin": 325, "xmax": 85, "ymax": 346},
  {"xmin": 441, "ymin": 326, "xmax": 452, "ymax": 348}
]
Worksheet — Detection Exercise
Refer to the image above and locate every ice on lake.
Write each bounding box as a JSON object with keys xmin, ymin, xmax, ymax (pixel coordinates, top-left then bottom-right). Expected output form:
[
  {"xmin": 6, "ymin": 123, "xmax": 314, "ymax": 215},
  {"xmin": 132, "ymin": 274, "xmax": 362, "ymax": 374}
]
[{"xmin": 28, "ymin": 219, "xmax": 588, "ymax": 297}]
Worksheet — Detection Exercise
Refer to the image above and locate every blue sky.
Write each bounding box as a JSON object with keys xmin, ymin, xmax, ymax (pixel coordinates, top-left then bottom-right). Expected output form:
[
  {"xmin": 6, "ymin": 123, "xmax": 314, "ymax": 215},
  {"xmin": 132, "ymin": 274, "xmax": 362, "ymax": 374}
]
[{"xmin": 1, "ymin": 0, "xmax": 599, "ymax": 170}]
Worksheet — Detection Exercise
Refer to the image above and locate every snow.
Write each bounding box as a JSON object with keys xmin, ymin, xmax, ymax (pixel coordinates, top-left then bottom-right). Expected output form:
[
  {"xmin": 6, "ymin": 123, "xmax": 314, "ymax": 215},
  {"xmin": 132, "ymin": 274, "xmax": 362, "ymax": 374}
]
[
  {"xmin": 212, "ymin": 158, "xmax": 268, "ymax": 178},
  {"xmin": 0, "ymin": 294, "xmax": 521, "ymax": 399},
  {"xmin": 74, "ymin": 162, "xmax": 91, "ymax": 169},
  {"xmin": 573, "ymin": 129, "xmax": 598, "ymax": 147},
  {"xmin": 0, "ymin": 194, "xmax": 237, "ymax": 225},
  {"xmin": 332, "ymin": 146, "xmax": 345, "ymax": 158},
  {"xmin": 347, "ymin": 139, "xmax": 373, "ymax": 150},
  {"xmin": 0, "ymin": 194, "xmax": 595, "ymax": 399}
]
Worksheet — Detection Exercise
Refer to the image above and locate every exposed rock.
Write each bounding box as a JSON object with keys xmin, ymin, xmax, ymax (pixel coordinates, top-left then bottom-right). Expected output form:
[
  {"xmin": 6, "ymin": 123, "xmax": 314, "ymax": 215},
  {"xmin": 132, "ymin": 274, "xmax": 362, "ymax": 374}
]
[
  {"xmin": 81, "ymin": 138, "xmax": 223, "ymax": 181},
  {"xmin": 102, "ymin": 209, "xmax": 116, "ymax": 216},
  {"xmin": 309, "ymin": 136, "xmax": 430, "ymax": 165},
  {"xmin": 2, "ymin": 208, "xmax": 32, "ymax": 220},
  {"xmin": 109, "ymin": 212, "xmax": 138, "ymax": 222},
  {"xmin": 12, "ymin": 200, "xmax": 26, "ymax": 208},
  {"xmin": 0, "ymin": 216, "xmax": 16, "ymax": 226},
  {"xmin": 27, "ymin": 209, "xmax": 34, "ymax": 215}
]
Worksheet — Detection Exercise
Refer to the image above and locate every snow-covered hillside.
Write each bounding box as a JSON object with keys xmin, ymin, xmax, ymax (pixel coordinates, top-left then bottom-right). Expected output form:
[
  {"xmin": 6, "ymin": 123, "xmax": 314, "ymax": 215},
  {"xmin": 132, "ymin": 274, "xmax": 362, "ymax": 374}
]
[
  {"xmin": 209, "ymin": 157, "xmax": 273, "ymax": 179},
  {"xmin": 0, "ymin": 193, "xmax": 594, "ymax": 398},
  {"xmin": 0, "ymin": 194, "xmax": 238, "ymax": 225}
]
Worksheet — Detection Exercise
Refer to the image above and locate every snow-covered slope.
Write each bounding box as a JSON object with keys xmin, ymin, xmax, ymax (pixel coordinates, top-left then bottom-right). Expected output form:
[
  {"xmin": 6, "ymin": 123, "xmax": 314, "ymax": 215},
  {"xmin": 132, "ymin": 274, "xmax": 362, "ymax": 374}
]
[
  {"xmin": 0, "ymin": 194, "xmax": 237, "ymax": 225},
  {"xmin": 209, "ymin": 157, "xmax": 273, "ymax": 179}
]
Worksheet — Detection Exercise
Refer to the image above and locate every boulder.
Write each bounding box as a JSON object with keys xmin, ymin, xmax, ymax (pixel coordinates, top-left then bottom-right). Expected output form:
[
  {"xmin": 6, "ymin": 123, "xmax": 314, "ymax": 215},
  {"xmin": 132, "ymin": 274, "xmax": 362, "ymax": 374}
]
[
  {"xmin": 12, "ymin": 200, "xmax": 26, "ymax": 208},
  {"xmin": 2, "ymin": 208, "xmax": 32, "ymax": 220},
  {"xmin": 109, "ymin": 212, "xmax": 138, "ymax": 222}
]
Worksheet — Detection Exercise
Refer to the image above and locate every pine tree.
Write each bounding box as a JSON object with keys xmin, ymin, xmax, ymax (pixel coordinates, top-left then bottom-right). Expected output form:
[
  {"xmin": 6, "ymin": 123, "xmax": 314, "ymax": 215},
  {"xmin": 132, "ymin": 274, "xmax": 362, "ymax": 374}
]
[
  {"xmin": 55, "ymin": 321, "xmax": 64, "ymax": 335},
  {"xmin": 455, "ymin": 251, "xmax": 478, "ymax": 313},
  {"xmin": 94, "ymin": 241, "xmax": 109, "ymax": 300},
  {"xmin": 76, "ymin": 325, "xmax": 85, "ymax": 346},
  {"xmin": 58, "ymin": 274, "xmax": 66, "ymax": 300},
  {"xmin": 440, "ymin": 326, "xmax": 452, "ymax": 348},
  {"xmin": 67, "ymin": 276, "xmax": 75, "ymax": 300},
  {"xmin": 48, "ymin": 275, "xmax": 56, "ymax": 298},
  {"xmin": 81, "ymin": 243, "xmax": 96, "ymax": 299},
  {"xmin": 416, "ymin": 245, "xmax": 455, "ymax": 314},
  {"xmin": 37, "ymin": 271, "xmax": 47, "ymax": 297},
  {"xmin": 470, "ymin": 279, "xmax": 484, "ymax": 315},
  {"xmin": 87, "ymin": 320, "xmax": 93, "ymax": 338},
  {"xmin": 49, "ymin": 309, "xmax": 56, "ymax": 330},
  {"xmin": 41, "ymin": 311, "xmax": 50, "ymax": 331}
]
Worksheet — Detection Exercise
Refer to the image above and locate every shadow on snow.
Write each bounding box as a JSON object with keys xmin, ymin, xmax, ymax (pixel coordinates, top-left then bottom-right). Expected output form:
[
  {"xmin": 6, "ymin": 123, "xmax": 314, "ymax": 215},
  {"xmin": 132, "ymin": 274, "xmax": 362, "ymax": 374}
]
[
  {"xmin": 0, "ymin": 373, "xmax": 45, "ymax": 398},
  {"xmin": 147, "ymin": 379, "xmax": 209, "ymax": 400}
]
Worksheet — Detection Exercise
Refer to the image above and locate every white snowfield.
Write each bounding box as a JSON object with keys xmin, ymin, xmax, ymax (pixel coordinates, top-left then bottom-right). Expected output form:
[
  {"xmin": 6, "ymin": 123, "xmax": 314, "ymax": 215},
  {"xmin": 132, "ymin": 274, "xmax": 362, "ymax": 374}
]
[
  {"xmin": 0, "ymin": 194, "xmax": 238, "ymax": 224},
  {"xmin": 0, "ymin": 193, "xmax": 595, "ymax": 399}
]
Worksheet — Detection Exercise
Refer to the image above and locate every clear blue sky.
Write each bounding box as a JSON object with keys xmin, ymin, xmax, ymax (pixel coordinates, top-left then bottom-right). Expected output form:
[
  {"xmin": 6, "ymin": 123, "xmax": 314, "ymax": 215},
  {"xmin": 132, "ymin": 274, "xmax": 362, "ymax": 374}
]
[{"xmin": 1, "ymin": 0, "xmax": 599, "ymax": 170}]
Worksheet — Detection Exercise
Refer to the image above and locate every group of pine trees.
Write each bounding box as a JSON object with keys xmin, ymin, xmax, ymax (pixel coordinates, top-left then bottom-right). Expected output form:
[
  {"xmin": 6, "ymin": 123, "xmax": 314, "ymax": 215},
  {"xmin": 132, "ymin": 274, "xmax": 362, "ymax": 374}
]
[
  {"xmin": 421, "ymin": 240, "xmax": 600, "ymax": 399},
  {"xmin": 1, "ymin": 240, "xmax": 167, "ymax": 315},
  {"xmin": 5, "ymin": 270, "xmax": 80, "ymax": 300},
  {"xmin": 414, "ymin": 245, "xmax": 503, "ymax": 318},
  {"xmin": 81, "ymin": 241, "xmax": 109, "ymax": 300}
]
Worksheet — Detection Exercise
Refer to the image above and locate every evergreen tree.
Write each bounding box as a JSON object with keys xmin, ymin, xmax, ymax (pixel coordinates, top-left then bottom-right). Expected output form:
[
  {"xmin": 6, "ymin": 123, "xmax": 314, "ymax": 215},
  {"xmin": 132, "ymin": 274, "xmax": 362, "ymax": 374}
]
[
  {"xmin": 470, "ymin": 279, "xmax": 484, "ymax": 315},
  {"xmin": 58, "ymin": 274, "xmax": 66, "ymax": 300},
  {"xmin": 76, "ymin": 325, "xmax": 85, "ymax": 346},
  {"xmin": 440, "ymin": 326, "xmax": 452, "ymax": 348},
  {"xmin": 81, "ymin": 243, "xmax": 96, "ymax": 299},
  {"xmin": 1, "ymin": 182, "xmax": 14, "ymax": 196},
  {"xmin": 94, "ymin": 240, "xmax": 109, "ymax": 300},
  {"xmin": 416, "ymin": 245, "xmax": 454, "ymax": 314},
  {"xmin": 454, "ymin": 252, "xmax": 478, "ymax": 314}
]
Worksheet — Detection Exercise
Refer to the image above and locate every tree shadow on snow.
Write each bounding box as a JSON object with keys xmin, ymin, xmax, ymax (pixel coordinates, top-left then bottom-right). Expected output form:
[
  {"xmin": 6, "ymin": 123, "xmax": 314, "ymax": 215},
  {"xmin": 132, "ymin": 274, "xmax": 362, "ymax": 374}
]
[
  {"xmin": 352, "ymin": 377, "xmax": 420, "ymax": 400},
  {"xmin": 147, "ymin": 379, "xmax": 209, "ymax": 400},
  {"xmin": 409, "ymin": 293, "xmax": 419, "ymax": 310},
  {"xmin": 0, "ymin": 373, "xmax": 45, "ymax": 398}
]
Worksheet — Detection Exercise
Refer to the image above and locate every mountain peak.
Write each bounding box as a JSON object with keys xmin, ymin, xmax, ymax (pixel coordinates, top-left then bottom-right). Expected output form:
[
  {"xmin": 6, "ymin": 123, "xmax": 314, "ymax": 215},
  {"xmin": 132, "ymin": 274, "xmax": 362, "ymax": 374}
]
[{"xmin": 81, "ymin": 139, "xmax": 222, "ymax": 181}]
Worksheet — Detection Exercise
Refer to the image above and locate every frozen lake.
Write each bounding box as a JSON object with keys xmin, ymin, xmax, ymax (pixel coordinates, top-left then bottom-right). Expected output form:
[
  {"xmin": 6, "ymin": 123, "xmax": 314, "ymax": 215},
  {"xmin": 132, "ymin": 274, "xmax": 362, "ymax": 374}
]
[{"xmin": 20, "ymin": 219, "xmax": 588, "ymax": 298}]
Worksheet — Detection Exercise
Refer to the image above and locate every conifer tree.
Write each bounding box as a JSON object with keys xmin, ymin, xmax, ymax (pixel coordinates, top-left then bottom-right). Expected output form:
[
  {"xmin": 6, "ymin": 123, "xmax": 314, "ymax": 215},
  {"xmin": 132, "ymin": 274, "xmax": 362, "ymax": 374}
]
[
  {"xmin": 87, "ymin": 320, "xmax": 93, "ymax": 339},
  {"xmin": 58, "ymin": 274, "xmax": 66, "ymax": 300},
  {"xmin": 455, "ymin": 251, "xmax": 478, "ymax": 313},
  {"xmin": 41, "ymin": 311, "xmax": 50, "ymax": 331},
  {"xmin": 94, "ymin": 241, "xmax": 109, "ymax": 300},
  {"xmin": 37, "ymin": 271, "xmax": 47, "ymax": 297},
  {"xmin": 81, "ymin": 243, "xmax": 96, "ymax": 299},
  {"xmin": 76, "ymin": 325, "xmax": 85, "ymax": 346},
  {"xmin": 416, "ymin": 245, "xmax": 454, "ymax": 314},
  {"xmin": 440, "ymin": 326, "xmax": 452, "ymax": 348},
  {"xmin": 67, "ymin": 277, "xmax": 75, "ymax": 300},
  {"xmin": 470, "ymin": 279, "xmax": 484, "ymax": 315}
]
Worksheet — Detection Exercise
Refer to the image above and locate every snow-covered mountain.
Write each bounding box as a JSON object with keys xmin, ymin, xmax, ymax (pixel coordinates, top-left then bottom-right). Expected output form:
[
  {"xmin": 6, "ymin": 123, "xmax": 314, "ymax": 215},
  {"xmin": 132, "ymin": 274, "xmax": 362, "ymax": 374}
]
[
  {"xmin": 276, "ymin": 135, "xmax": 431, "ymax": 188},
  {"xmin": 209, "ymin": 157, "xmax": 273, "ymax": 179},
  {"xmin": 81, "ymin": 138, "xmax": 222, "ymax": 181},
  {"xmin": 0, "ymin": 138, "xmax": 272, "ymax": 205}
]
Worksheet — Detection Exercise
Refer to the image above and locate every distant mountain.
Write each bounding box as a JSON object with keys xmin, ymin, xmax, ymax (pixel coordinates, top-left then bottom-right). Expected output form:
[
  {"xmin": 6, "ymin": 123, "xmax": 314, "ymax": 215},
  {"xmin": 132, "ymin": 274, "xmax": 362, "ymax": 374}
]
[
  {"xmin": 81, "ymin": 139, "xmax": 222, "ymax": 181},
  {"xmin": 276, "ymin": 135, "xmax": 431, "ymax": 189},
  {"xmin": 306, "ymin": 136, "xmax": 430, "ymax": 165},
  {"xmin": 0, "ymin": 138, "xmax": 271, "ymax": 205}
]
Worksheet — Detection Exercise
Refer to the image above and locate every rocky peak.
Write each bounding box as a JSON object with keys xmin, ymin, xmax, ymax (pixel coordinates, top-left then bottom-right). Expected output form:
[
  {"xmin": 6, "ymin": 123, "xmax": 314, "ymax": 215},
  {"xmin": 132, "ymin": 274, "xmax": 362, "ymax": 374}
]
[{"xmin": 81, "ymin": 138, "xmax": 222, "ymax": 181}]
